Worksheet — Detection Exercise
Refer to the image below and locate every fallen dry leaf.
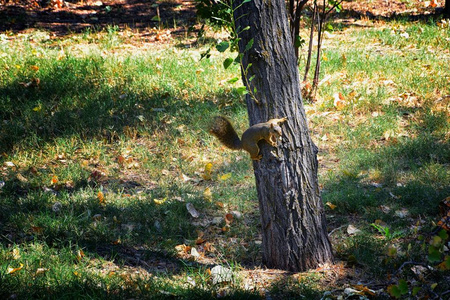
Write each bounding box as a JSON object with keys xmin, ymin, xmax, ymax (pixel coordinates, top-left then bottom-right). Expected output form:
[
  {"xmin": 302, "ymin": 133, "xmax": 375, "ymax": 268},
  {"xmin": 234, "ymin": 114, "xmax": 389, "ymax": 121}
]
[
  {"xmin": 325, "ymin": 202, "xmax": 337, "ymax": 210},
  {"xmin": 347, "ymin": 224, "xmax": 361, "ymax": 235},
  {"xmin": 7, "ymin": 263, "xmax": 23, "ymax": 274},
  {"xmin": 225, "ymin": 213, "xmax": 233, "ymax": 225},
  {"xmin": 12, "ymin": 248, "xmax": 20, "ymax": 260},
  {"xmin": 203, "ymin": 187, "xmax": 212, "ymax": 202},
  {"xmin": 186, "ymin": 203, "xmax": 199, "ymax": 218},
  {"xmin": 97, "ymin": 191, "xmax": 105, "ymax": 203},
  {"xmin": 333, "ymin": 92, "xmax": 346, "ymax": 110}
]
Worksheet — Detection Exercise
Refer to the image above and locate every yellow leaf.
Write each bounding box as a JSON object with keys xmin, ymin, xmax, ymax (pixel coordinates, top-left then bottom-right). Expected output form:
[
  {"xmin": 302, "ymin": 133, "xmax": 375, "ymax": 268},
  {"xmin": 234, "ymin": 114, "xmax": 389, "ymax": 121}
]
[
  {"xmin": 431, "ymin": 283, "xmax": 438, "ymax": 290},
  {"xmin": 51, "ymin": 175, "xmax": 58, "ymax": 184},
  {"xmin": 325, "ymin": 202, "xmax": 337, "ymax": 210},
  {"xmin": 33, "ymin": 105, "xmax": 42, "ymax": 112},
  {"xmin": 219, "ymin": 173, "xmax": 232, "ymax": 181},
  {"xmin": 35, "ymin": 268, "xmax": 48, "ymax": 275},
  {"xmin": 202, "ymin": 163, "xmax": 213, "ymax": 180},
  {"xmin": 153, "ymin": 197, "xmax": 167, "ymax": 205},
  {"xmin": 203, "ymin": 187, "xmax": 212, "ymax": 202},
  {"xmin": 352, "ymin": 284, "xmax": 376, "ymax": 296},
  {"xmin": 7, "ymin": 263, "xmax": 23, "ymax": 274},
  {"xmin": 322, "ymin": 53, "xmax": 328, "ymax": 61},
  {"xmin": 175, "ymin": 244, "xmax": 186, "ymax": 253},
  {"xmin": 215, "ymin": 201, "xmax": 224, "ymax": 208},
  {"xmin": 12, "ymin": 248, "xmax": 20, "ymax": 260}
]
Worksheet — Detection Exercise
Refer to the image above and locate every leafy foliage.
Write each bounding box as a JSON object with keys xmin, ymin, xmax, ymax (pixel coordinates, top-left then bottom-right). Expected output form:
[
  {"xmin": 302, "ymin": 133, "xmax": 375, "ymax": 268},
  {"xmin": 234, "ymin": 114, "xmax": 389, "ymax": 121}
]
[{"xmin": 196, "ymin": 0, "xmax": 232, "ymax": 28}]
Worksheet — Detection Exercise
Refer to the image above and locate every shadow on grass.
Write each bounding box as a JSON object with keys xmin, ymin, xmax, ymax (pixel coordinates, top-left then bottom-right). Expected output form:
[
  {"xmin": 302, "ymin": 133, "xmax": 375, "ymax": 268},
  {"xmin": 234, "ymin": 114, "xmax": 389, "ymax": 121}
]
[
  {"xmin": 323, "ymin": 125, "xmax": 449, "ymax": 216},
  {"xmin": 0, "ymin": 178, "xmax": 274, "ymax": 298},
  {"xmin": 0, "ymin": 54, "xmax": 245, "ymax": 153},
  {"xmin": 0, "ymin": 0, "xmax": 197, "ymax": 36},
  {"xmin": 0, "ymin": 274, "xmax": 264, "ymax": 299},
  {"xmin": 321, "ymin": 102, "xmax": 449, "ymax": 277}
]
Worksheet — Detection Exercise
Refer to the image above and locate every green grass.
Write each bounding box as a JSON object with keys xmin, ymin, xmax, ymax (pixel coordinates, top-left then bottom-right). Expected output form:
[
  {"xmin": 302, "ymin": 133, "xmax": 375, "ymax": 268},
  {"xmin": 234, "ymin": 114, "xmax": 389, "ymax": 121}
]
[{"xmin": 1, "ymin": 16, "xmax": 449, "ymax": 299}]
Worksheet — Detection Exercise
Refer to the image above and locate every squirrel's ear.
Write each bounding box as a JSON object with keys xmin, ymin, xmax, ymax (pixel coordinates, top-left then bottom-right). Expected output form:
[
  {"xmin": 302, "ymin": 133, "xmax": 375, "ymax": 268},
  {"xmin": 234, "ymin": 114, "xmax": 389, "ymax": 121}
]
[{"xmin": 270, "ymin": 123, "xmax": 274, "ymax": 128}]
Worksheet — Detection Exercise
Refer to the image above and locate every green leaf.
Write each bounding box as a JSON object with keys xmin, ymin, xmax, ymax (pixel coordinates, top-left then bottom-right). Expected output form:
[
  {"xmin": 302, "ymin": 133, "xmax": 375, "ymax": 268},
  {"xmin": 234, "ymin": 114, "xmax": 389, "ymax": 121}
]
[
  {"xmin": 430, "ymin": 235, "xmax": 442, "ymax": 247},
  {"xmin": 438, "ymin": 229, "xmax": 449, "ymax": 241},
  {"xmin": 234, "ymin": 53, "xmax": 243, "ymax": 64},
  {"xmin": 428, "ymin": 245, "xmax": 442, "ymax": 263},
  {"xmin": 216, "ymin": 41, "xmax": 230, "ymax": 52},
  {"xmin": 236, "ymin": 86, "xmax": 248, "ymax": 95},
  {"xmin": 223, "ymin": 58, "xmax": 234, "ymax": 69},
  {"xmin": 200, "ymin": 49, "xmax": 211, "ymax": 60},
  {"xmin": 412, "ymin": 287, "xmax": 421, "ymax": 296},
  {"xmin": 151, "ymin": 16, "xmax": 161, "ymax": 22},
  {"xmin": 295, "ymin": 35, "xmax": 305, "ymax": 48},
  {"xmin": 398, "ymin": 279, "xmax": 408, "ymax": 294},
  {"xmin": 248, "ymin": 75, "xmax": 255, "ymax": 82},
  {"xmin": 387, "ymin": 285, "xmax": 401, "ymax": 299},
  {"xmin": 245, "ymin": 38, "xmax": 254, "ymax": 52},
  {"xmin": 244, "ymin": 63, "xmax": 253, "ymax": 73},
  {"xmin": 227, "ymin": 77, "xmax": 239, "ymax": 84}
]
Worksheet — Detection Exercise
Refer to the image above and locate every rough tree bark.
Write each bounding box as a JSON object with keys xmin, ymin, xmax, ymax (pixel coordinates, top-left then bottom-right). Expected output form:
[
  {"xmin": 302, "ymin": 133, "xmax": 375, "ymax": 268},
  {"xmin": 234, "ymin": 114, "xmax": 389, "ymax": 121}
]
[{"xmin": 233, "ymin": 0, "xmax": 333, "ymax": 271}]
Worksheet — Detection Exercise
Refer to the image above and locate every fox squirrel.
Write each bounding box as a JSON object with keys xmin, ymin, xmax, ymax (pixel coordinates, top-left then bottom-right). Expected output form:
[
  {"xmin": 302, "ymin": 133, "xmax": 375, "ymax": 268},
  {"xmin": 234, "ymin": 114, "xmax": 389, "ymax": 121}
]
[{"xmin": 209, "ymin": 116, "xmax": 287, "ymax": 160}]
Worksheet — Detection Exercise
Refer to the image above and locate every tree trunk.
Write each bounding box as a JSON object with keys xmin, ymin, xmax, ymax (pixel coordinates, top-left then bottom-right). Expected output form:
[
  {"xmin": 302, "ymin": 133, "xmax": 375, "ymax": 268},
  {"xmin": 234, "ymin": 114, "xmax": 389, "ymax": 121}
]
[
  {"xmin": 445, "ymin": 0, "xmax": 450, "ymax": 17},
  {"xmin": 233, "ymin": 0, "xmax": 333, "ymax": 271},
  {"xmin": 288, "ymin": 0, "xmax": 309, "ymax": 62}
]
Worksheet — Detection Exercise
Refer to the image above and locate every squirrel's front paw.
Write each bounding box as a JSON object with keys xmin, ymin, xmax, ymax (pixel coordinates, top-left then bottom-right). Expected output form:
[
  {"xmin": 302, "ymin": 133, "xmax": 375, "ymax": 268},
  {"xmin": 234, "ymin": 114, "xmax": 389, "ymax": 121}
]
[{"xmin": 251, "ymin": 154, "xmax": 263, "ymax": 161}]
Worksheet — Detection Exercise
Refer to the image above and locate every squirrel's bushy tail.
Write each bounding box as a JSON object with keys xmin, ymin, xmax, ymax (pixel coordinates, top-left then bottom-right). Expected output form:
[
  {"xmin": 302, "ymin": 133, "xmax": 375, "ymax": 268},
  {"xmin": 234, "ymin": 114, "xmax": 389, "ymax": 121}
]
[{"xmin": 209, "ymin": 116, "xmax": 242, "ymax": 150}]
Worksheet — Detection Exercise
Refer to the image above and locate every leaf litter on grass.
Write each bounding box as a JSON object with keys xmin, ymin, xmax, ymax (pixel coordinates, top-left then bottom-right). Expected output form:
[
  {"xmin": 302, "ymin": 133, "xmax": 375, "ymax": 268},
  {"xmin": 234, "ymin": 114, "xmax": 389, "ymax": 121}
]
[{"xmin": 1, "ymin": 1, "xmax": 450, "ymax": 298}]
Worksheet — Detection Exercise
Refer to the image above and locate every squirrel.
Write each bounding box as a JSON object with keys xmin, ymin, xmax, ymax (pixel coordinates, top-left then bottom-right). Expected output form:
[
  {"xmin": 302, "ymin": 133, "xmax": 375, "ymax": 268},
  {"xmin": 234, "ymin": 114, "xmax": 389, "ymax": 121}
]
[{"xmin": 209, "ymin": 116, "xmax": 287, "ymax": 160}]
